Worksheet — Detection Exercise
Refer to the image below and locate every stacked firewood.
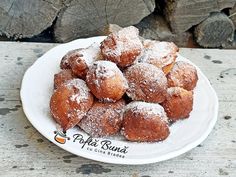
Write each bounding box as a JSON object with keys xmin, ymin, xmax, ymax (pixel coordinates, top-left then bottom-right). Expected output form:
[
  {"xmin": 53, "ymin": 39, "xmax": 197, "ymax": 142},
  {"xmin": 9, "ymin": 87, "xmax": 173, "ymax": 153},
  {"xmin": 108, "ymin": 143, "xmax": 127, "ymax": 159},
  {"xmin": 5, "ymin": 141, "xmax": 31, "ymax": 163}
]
[
  {"xmin": 167, "ymin": 0, "xmax": 236, "ymax": 48},
  {"xmin": 137, "ymin": 0, "xmax": 236, "ymax": 48},
  {"xmin": 0, "ymin": 0, "xmax": 236, "ymax": 48},
  {"xmin": 0, "ymin": 0, "xmax": 155, "ymax": 42}
]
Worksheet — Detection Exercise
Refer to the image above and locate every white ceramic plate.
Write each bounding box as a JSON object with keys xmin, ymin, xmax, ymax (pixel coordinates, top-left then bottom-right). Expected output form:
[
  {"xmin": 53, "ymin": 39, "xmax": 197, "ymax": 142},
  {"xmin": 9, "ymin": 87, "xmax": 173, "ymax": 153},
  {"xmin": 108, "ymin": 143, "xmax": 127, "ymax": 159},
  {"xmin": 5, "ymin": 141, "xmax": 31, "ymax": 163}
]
[{"xmin": 20, "ymin": 36, "xmax": 218, "ymax": 165}]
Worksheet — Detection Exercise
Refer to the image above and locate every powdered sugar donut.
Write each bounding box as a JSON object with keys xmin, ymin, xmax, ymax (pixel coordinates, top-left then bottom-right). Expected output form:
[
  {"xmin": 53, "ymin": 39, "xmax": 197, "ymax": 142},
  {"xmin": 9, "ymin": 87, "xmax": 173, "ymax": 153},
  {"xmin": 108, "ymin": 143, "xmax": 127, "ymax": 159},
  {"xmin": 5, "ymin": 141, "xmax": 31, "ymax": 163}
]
[
  {"xmin": 138, "ymin": 40, "xmax": 179, "ymax": 74},
  {"xmin": 70, "ymin": 43, "xmax": 101, "ymax": 78},
  {"xmin": 100, "ymin": 26, "xmax": 143, "ymax": 67},
  {"xmin": 60, "ymin": 49, "xmax": 82, "ymax": 70},
  {"xmin": 124, "ymin": 63, "xmax": 167, "ymax": 103},
  {"xmin": 79, "ymin": 99, "xmax": 125, "ymax": 137},
  {"xmin": 161, "ymin": 87, "xmax": 193, "ymax": 122},
  {"xmin": 60, "ymin": 43, "xmax": 101, "ymax": 78},
  {"xmin": 86, "ymin": 61, "xmax": 128, "ymax": 102},
  {"xmin": 167, "ymin": 61, "xmax": 198, "ymax": 91},
  {"xmin": 122, "ymin": 101, "xmax": 170, "ymax": 142},
  {"xmin": 54, "ymin": 69, "xmax": 75, "ymax": 89},
  {"xmin": 50, "ymin": 79, "xmax": 94, "ymax": 131}
]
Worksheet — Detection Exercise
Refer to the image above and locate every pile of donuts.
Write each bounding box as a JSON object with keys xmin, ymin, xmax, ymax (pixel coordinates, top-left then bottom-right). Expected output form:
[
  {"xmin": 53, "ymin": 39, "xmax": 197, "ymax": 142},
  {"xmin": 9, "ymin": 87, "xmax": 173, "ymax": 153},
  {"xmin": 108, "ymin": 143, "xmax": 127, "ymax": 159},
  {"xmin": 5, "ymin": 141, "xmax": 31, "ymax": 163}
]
[{"xmin": 50, "ymin": 26, "xmax": 198, "ymax": 142}]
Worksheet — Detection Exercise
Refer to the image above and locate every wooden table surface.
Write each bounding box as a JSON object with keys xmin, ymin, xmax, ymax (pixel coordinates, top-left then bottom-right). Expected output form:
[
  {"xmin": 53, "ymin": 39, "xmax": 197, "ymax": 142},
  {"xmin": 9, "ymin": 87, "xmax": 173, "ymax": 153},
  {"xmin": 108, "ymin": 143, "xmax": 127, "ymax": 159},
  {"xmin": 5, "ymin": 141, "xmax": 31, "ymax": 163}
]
[{"xmin": 0, "ymin": 42, "xmax": 235, "ymax": 177}]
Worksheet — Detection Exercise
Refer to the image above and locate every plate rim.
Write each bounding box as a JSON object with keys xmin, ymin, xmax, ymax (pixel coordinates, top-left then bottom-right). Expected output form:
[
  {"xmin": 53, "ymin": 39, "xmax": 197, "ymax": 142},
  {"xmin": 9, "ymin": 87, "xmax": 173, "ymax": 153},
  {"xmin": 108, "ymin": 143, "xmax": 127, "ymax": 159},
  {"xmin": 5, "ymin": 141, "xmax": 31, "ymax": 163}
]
[{"xmin": 20, "ymin": 36, "xmax": 219, "ymax": 165}]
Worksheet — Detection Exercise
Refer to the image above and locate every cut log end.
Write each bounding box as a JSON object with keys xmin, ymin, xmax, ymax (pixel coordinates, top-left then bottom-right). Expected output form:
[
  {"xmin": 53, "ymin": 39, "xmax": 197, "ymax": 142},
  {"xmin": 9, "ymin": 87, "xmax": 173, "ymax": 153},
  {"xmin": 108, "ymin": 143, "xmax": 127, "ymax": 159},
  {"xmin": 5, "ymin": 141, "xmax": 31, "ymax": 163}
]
[
  {"xmin": 194, "ymin": 12, "xmax": 235, "ymax": 48},
  {"xmin": 99, "ymin": 24, "xmax": 123, "ymax": 36},
  {"xmin": 164, "ymin": 0, "xmax": 236, "ymax": 34},
  {"xmin": 0, "ymin": 0, "xmax": 63, "ymax": 39},
  {"xmin": 135, "ymin": 14, "xmax": 192, "ymax": 47},
  {"xmin": 229, "ymin": 4, "xmax": 236, "ymax": 28},
  {"xmin": 54, "ymin": 0, "xmax": 155, "ymax": 42}
]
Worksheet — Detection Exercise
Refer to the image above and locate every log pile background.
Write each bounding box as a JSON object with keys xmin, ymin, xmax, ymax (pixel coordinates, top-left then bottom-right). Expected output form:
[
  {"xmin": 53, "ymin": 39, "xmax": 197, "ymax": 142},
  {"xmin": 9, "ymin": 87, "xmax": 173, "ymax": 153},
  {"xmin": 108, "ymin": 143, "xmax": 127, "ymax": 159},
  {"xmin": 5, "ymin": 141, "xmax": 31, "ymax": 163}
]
[{"xmin": 1, "ymin": 0, "xmax": 236, "ymax": 48}]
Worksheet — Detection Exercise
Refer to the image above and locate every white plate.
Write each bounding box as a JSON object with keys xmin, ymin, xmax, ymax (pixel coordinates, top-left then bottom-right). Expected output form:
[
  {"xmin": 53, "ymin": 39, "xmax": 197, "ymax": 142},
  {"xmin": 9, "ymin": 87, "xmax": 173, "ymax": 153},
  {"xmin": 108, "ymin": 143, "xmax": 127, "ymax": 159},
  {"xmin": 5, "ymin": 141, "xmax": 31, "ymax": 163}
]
[{"xmin": 20, "ymin": 36, "xmax": 218, "ymax": 165}]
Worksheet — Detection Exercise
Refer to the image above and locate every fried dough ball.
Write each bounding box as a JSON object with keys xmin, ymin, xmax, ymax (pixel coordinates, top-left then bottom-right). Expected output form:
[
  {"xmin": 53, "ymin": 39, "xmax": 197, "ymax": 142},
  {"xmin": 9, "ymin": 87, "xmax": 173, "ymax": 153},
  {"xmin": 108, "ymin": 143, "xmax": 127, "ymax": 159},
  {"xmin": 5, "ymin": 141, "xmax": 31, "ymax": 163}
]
[
  {"xmin": 70, "ymin": 44, "xmax": 101, "ymax": 78},
  {"xmin": 122, "ymin": 101, "xmax": 170, "ymax": 142},
  {"xmin": 54, "ymin": 69, "xmax": 75, "ymax": 89},
  {"xmin": 124, "ymin": 63, "xmax": 167, "ymax": 103},
  {"xmin": 138, "ymin": 40, "xmax": 179, "ymax": 74},
  {"xmin": 50, "ymin": 79, "xmax": 94, "ymax": 131},
  {"xmin": 167, "ymin": 61, "xmax": 198, "ymax": 91},
  {"xmin": 86, "ymin": 61, "xmax": 128, "ymax": 102},
  {"xmin": 79, "ymin": 99, "xmax": 126, "ymax": 137},
  {"xmin": 161, "ymin": 87, "xmax": 193, "ymax": 122},
  {"xmin": 100, "ymin": 26, "xmax": 143, "ymax": 67},
  {"xmin": 60, "ymin": 49, "xmax": 82, "ymax": 69},
  {"xmin": 60, "ymin": 43, "xmax": 101, "ymax": 78}
]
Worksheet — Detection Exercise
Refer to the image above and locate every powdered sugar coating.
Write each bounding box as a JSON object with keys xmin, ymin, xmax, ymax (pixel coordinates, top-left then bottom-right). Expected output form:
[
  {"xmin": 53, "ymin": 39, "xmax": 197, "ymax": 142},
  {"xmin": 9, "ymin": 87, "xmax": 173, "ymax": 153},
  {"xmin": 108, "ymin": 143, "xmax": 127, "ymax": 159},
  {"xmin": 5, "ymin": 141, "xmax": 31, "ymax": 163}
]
[
  {"xmin": 167, "ymin": 61, "xmax": 198, "ymax": 90},
  {"xmin": 167, "ymin": 87, "xmax": 186, "ymax": 96},
  {"xmin": 86, "ymin": 61, "xmax": 128, "ymax": 101},
  {"xmin": 60, "ymin": 49, "xmax": 83, "ymax": 69},
  {"xmin": 101, "ymin": 26, "xmax": 143, "ymax": 67},
  {"xmin": 79, "ymin": 100, "xmax": 125, "ymax": 137},
  {"xmin": 50, "ymin": 78, "xmax": 93, "ymax": 131},
  {"xmin": 161, "ymin": 87, "xmax": 193, "ymax": 121},
  {"xmin": 124, "ymin": 63, "xmax": 167, "ymax": 103},
  {"xmin": 60, "ymin": 43, "xmax": 101, "ymax": 70},
  {"xmin": 93, "ymin": 60, "xmax": 119, "ymax": 79},
  {"xmin": 54, "ymin": 69, "xmax": 75, "ymax": 89},
  {"xmin": 75, "ymin": 43, "xmax": 101, "ymax": 66},
  {"xmin": 138, "ymin": 40, "xmax": 178, "ymax": 68},
  {"xmin": 89, "ymin": 61, "xmax": 128, "ymax": 88},
  {"xmin": 123, "ymin": 101, "xmax": 170, "ymax": 142},
  {"xmin": 65, "ymin": 79, "xmax": 91, "ymax": 104},
  {"xmin": 105, "ymin": 26, "xmax": 142, "ymax": 57},
  {"xmin": 125, "ymin": 101, "xmax": 168, "ymax": 122}
]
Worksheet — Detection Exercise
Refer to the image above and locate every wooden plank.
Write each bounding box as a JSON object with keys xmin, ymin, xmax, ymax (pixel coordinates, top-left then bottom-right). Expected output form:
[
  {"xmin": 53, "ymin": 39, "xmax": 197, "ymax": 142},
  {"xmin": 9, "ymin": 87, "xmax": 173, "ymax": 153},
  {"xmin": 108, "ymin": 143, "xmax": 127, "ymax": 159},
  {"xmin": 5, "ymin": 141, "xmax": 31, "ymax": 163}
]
[{"xmin": 0, "ymin": 42, "xmax": 236, "ymax": 177}]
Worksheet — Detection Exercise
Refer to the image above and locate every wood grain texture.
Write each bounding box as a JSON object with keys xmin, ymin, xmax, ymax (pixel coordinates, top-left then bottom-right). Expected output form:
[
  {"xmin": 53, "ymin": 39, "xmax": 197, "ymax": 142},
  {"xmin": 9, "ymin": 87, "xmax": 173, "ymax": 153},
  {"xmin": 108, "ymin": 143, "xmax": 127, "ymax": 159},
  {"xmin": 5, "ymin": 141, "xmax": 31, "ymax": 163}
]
[
  {"xmin": 218, "ymin": 0, "xmax": 236, "ymax": 10},
  {"xmin": 0, "ymin": 0, "xmax": 65, "ymax": 39},
  {"xmin": 164, "ymin": 0, "xmax": 236, "ymax": 34},
  {"xmin": 54, "ymin": 0, "xmax": 155, "ymax": 42},
  {"xmin": 0, "ymin": 42, "xmax": 236, "ymax": 177},
  {"xmin": 194, "ymin": 12, "xmax": 235, "ymax": 48},
  {"xmin": 136, "ymin": 14, "xmax": 192, "ymax": 47},
  {"xmin": 99, "ymin": 24, "xmax": 123, "ymax": 36},
  {"xmin": 230, "ymin": 4, "xmax": 236, "ymax": 29}
]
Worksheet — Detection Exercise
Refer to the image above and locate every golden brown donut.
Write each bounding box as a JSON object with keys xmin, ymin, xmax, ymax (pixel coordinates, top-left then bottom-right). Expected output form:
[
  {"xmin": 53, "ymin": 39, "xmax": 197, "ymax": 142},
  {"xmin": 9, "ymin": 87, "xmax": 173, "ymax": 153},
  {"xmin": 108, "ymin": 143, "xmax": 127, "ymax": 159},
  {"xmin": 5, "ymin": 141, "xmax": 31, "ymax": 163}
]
[
  {"xmin": 70, "ymin": 43, "xmax": 101, "ymax": 78},
  {"xmin": 86, "ymin": 61, "xmax": 128, "ymax": 102},
  {"xmin": 122, "ymin": 101, "xmax": 170, "ymax": 142},
  {"xmin": 54, "ymin": 69, "xmax": 75, "ymax": 89},
  {"xmin": 60, "ymin": 43, "xmax": 101, "ymax": 78},
  {"xmin": 167, "ymin": 61, "xmax": 198, "ymax": 91},
  {"xmin": 124, "ymin": 63, "xmax": 167, "ymax": 103},
  {"xmin": 138, "ymin": 40, "xmax": 179, "ymax": 74},
  {"xmin": 100, "ymin": 26, "xmax": 143, "ymax": 67},
  {"xmin": 79, "ymin": 99, "xmax": 126, "ymax": 137},
  {"xmin": 60, "ymin": 49, "xmax": 82, "ymax": 69},
  {"xmin": 50, "ymin": 79, "xmax": 94, "ymax": 131},
  {"xmin": 161, "ymin": 87, "xmax": 193, "ymax": 122}
]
